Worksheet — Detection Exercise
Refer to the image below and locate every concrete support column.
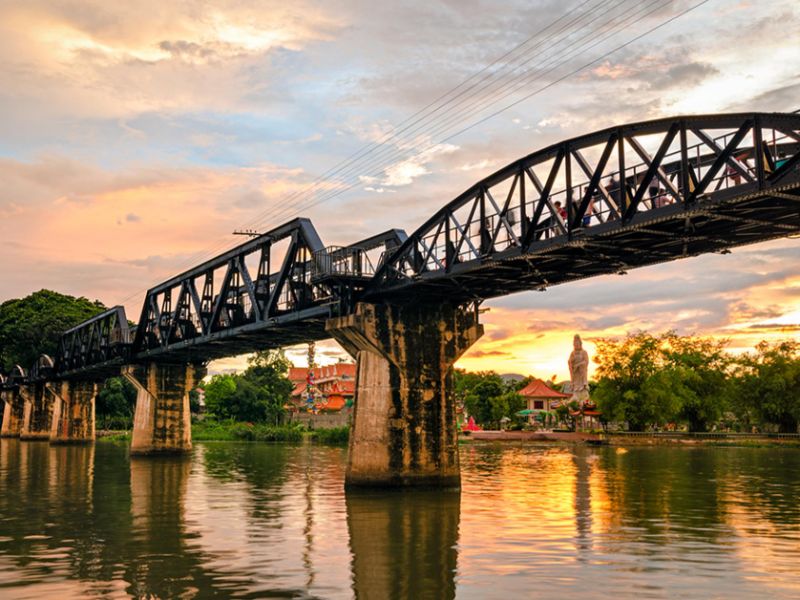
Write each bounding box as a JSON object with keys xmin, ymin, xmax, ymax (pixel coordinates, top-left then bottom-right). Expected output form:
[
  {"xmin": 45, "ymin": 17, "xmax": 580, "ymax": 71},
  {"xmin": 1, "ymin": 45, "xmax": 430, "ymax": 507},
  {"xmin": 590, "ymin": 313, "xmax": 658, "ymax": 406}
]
[
  {"xmin": 20, "ymin": 384, "xmax": 55, "ymax": 441},
  {"xmin": 123, "ymin": 362, "xmax": 203, "ymax": 455},
  {"xmin": 50, "ymin": 380, "xmax": 97, "ymax": 444},
  {"xmin": 0, "ymin": 389, "xmax": 25, "ymax": 438},
  {"xmin": 327, "ymin": 302, "xmax": 483, "ymax": 488}
]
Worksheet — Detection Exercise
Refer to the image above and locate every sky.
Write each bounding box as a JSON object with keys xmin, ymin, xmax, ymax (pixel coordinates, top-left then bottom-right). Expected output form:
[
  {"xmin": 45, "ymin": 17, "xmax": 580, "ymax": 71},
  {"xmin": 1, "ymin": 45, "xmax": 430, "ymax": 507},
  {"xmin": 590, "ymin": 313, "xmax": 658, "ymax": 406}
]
[{"xmin": 0, "ymin": 0, "xmax": 799, "ymax": 380}]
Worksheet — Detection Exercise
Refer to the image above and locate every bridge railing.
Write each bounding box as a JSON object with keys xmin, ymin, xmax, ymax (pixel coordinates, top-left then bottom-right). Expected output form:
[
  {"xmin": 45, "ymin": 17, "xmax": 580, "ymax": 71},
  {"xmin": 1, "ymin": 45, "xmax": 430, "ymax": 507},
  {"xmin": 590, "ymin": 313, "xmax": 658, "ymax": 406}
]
[{"xmin": 313, "ymin": 246, "xmax": 378, "ymax": 280}]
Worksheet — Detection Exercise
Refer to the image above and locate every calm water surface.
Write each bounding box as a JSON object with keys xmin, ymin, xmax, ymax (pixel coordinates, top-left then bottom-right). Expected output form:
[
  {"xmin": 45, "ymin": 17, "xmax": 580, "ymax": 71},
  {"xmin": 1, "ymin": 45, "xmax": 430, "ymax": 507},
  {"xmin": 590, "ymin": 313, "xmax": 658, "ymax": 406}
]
[{"xmin": 0, "ymin": 439, "xmax": 798, "ymax": 599}]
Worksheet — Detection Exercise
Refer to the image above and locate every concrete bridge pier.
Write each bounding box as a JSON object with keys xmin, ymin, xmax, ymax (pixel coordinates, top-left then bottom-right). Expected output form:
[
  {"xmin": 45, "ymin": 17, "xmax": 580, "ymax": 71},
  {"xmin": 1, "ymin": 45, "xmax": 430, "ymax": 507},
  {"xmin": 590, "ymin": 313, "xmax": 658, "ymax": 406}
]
[
  {"xmin": 327, "ymin": 302, "xmax": 483, "ymax": 488},
  {"xmin": 0, "ymin": 389, "xmax": 25, "ymax": 438},
  {"xmin": 20, "ymin": 384, "xmax": 55, "ymax": 440},
  {"xmin": 50, "ymin": 380, "xmax": 97, "ymax": 444},
  {"xmin": 123, "ymin": 362, "xmax": 204, "ymax": 455}
]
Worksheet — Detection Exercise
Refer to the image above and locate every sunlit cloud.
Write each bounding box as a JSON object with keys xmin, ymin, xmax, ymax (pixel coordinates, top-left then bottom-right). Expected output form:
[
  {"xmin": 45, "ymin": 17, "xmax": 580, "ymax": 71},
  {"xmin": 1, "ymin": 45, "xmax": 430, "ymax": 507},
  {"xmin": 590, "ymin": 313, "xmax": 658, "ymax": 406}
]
[{"xmin": 1, "ymin": 0, "xmax": 799, "ymax": 381}]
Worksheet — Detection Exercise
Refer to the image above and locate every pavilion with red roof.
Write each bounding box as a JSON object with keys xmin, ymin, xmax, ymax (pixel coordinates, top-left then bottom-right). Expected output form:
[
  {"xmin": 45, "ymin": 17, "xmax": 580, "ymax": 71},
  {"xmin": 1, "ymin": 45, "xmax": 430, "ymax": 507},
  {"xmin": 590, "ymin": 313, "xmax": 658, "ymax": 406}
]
[{"xmin": 518, "ymin": 379, "xmax": 570, "ymax": 423}]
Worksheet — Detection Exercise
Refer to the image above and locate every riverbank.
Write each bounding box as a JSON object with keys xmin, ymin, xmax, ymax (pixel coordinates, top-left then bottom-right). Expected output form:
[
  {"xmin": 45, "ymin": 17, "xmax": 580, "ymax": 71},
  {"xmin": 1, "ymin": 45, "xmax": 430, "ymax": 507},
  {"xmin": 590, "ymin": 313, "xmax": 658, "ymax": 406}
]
[
  {"xmin": 461, "ymin": 430, "xmax": 800, "ymax": 447},
  {"xmin": 97, "ymin": 421, "xmax": 350, "ymax": 445}
]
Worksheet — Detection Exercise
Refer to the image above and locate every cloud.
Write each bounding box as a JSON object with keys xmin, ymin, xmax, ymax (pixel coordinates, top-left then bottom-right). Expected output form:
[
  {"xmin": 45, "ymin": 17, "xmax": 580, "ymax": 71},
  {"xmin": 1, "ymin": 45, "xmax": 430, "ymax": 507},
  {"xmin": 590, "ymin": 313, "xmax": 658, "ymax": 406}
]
[
  {"xmin": 2, "ymin": 0, "xmax": 800, "ymax": 380},
  {"xmin": 465, "ymin": 349, "xmax": 510, "ymax": 358},
  {"xmin": 648, "ymin": 61, "xmax": 719, "ymax": 90}
]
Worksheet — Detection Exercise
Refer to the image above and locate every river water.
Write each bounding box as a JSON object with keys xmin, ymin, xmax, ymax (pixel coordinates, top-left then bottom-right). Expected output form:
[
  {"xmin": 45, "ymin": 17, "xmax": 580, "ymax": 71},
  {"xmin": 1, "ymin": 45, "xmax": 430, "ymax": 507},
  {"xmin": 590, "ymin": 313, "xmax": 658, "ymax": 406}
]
[{"xmin": 0, "ymin": 440, "xmax": 798, "ymax": 599}]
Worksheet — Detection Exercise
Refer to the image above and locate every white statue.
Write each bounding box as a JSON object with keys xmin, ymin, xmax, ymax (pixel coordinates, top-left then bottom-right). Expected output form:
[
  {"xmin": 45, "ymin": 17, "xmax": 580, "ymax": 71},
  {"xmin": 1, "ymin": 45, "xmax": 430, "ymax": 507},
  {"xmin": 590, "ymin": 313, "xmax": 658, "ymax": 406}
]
[{"xmin": 568, "ymin": 334, "xmax": 590, "ymax": 403}]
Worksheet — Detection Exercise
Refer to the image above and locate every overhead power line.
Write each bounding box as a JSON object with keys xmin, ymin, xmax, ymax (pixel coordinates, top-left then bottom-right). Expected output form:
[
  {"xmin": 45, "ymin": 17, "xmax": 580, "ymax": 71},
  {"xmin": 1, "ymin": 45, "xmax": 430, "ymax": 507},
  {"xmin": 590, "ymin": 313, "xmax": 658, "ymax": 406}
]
[{"xmin": 116, "ymin": 0, "xmax": 712, "ymax": 308}]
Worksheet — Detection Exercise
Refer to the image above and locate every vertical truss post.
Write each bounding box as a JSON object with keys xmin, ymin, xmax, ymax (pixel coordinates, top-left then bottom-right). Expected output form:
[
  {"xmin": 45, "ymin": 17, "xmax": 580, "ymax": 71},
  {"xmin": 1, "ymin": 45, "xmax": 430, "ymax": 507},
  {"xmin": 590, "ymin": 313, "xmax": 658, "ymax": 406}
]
[
  {"xmin": 680, "ymin": 119, "xmax": 690, "ymax": 204},
  {"xmin": 519, "ymin": 166, "xmax": 527, "ymax": 240},
  {"xmin": 617, "ymin": 127, "xmax": 627, "ymax": 212},
  {"xmin": 564, "ymin": 142, "xmax": 573, "ymax": 238},
  {"xmin": 753, "ymin": 114, "xmax": 765, "ymax": 190}
]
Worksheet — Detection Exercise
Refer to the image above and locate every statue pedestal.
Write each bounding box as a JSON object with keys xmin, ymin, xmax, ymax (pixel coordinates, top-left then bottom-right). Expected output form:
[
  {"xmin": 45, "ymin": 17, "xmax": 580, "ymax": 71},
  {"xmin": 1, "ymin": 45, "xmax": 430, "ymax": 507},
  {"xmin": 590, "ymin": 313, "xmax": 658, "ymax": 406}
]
[{"xmin": 570, "ymin": 389, "xmax": 590, "ymax": 405}]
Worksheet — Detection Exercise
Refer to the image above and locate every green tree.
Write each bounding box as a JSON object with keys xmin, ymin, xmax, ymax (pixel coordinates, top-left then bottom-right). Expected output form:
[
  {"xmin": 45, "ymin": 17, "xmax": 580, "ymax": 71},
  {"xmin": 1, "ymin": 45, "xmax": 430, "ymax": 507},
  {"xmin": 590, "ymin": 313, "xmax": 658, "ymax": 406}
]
[
  {"xmin": 593, "ymin": 332, "xmax": 666, "ymax": 430},
  {"xmin": 593, "ymin": 331, "xmax": 732, "ymax": 431},
  {"xmin": 203, "ymin": 374, "xmax": 237, "ymax": 419},
  {"xmin": 189, "ymin": 389, "xmax": 202, "ymax": 414},
  {"xmin": 241, "ymin": 350, "xmax": 294, "ymax": 424},
  {"xmin": 663, "ymin": 334, "xmax": 732, "ymax": 432},
  {"xmin": 733, "ymin": 341, "xmax": 800, "ymax": 433},
  {"xmin": 202, "ymin": 350, "xmax": 294, "ymax": 424},
  {"xmin": 0, "ymin": 289, "xmax": 106, "ymax": 370},
  {"xmin": 463, "ymin": 374, "xmax": 505, "ymax": 428},
  {"xmin": 96, "ymin": 376, "xmax": 137, "ymax": 428}
]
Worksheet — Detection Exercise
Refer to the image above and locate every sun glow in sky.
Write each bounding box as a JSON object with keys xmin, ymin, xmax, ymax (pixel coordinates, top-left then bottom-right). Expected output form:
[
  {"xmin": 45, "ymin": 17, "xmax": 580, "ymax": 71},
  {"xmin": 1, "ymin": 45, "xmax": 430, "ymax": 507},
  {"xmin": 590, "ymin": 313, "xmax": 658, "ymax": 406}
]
[{"xmin": 0, "ymin": 0, "xmax": 799, "ymax": 379}]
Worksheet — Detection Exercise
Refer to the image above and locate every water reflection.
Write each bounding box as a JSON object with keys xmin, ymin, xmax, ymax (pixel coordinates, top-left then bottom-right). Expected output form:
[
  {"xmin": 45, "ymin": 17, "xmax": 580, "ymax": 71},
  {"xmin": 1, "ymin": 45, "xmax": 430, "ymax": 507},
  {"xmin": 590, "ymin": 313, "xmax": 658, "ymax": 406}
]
[
  {"xmin": 347, "ymin": 490, "xmax": 460, "ymax": 600},
  {"xmin": 128, "ymin": 456, "xmax": 213, "ymax": 598},
  {"xmin": 0, "ymin": 440, "xmax": 798, "ymax": 598}
]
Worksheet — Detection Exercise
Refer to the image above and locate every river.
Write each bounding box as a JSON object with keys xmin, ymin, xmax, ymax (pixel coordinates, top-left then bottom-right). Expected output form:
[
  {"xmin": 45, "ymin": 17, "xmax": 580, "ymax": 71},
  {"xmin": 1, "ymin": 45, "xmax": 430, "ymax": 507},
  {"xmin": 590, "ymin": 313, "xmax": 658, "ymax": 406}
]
[{"xmin": 0, "ymin": 439, "xmax": 798, "ymax": 599}]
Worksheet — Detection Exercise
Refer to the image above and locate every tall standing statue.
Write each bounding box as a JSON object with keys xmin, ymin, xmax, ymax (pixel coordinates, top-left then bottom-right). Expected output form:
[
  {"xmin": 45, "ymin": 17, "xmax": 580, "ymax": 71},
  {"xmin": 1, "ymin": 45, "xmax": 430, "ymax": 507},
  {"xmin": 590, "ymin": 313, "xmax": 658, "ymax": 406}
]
[{"xmin": 568, "ymin": 334, "xmax": 590, "ymax": 404}]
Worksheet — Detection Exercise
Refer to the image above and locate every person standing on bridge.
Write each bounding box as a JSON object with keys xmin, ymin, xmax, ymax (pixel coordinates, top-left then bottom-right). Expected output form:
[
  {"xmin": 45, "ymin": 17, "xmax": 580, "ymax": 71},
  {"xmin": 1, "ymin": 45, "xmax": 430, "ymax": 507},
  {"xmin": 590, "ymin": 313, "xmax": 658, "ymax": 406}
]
[
  {"xmin": 606, "ymin": 176, "xmax": 620, "ymax": 219},
  {"xmin": 549, "ymin": 201, "xmax": 567, "ymax": 238}
]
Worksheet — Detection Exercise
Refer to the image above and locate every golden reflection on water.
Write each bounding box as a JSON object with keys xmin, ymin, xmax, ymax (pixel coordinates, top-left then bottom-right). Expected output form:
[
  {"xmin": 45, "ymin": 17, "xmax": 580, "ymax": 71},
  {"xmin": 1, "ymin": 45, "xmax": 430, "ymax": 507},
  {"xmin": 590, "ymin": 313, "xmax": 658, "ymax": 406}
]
[{"xmin": 0, "ymin": 440, "xmax": 798, "ymax": 599}]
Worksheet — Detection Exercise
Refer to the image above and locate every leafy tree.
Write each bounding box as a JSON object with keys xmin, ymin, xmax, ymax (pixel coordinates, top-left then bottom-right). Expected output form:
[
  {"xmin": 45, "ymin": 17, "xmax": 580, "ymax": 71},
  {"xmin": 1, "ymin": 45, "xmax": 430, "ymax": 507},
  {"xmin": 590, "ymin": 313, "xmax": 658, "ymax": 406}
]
[
  {"xmin": 463, "ymin": 375, "xmax": 504, "ymax": 426},
  {"xmin": 593, "ymin": 332, "xmax": 666, "ymax": 430},
  {"xmin": 732, "ymin": 341, "xmax": 800, "ymax": 433},
  {"xmin": 204, "ymin": 374, "xmax": 238, "ymax": 419},
  {"xmin": 663, "ymin": 334, "xmax": 732, "ymax": 431},
  {"xmin": 593, "ymin": 331, "xmax": 732, "ymax": 431},
  {"xmin": 0, "ymin": 289, "xmax": 106, "ymax": 370},
  {"xmin": 202, "ymin": 350, "xmax": 294, "ymax": 424},
  {"xmin": 455, "ymin": 370, "xmax": 531, "ymax": 428},
  {"xmin": 96, "ymin": 376, "xmax": 137, "ymax": 428}
]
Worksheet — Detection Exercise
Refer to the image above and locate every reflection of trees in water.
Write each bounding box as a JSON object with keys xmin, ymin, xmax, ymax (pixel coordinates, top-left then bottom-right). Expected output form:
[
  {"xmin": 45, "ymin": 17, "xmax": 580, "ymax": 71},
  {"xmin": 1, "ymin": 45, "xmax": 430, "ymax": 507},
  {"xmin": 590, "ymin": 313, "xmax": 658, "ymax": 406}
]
[
  {"xmin": 0, "ymin": 442, "xmax": 129, "ymax": 590},
  {"xmin": 201, "ymin": 442, "xmax": 291, "ymax": 523},
  {"xmin": 0, "ymin": 441, "xmax": 236, "ymax": 598},
  {"xmin": 597, "ymin": 448, "xmax": 728, "ymax": 544},
  {"xmin": 0, "ymin": 440, "xmax": 51, "ymax": 562},
  {"xmin": 721, "ymin": 449, "xmax": 800, "ymax": 527},
  {"xmin": 347, "ymin": 490, "xmax": 460, "ymax": 600},
  {"xmin": 127, "ymin": 455, "xmax": 218, "ymax": 598}
]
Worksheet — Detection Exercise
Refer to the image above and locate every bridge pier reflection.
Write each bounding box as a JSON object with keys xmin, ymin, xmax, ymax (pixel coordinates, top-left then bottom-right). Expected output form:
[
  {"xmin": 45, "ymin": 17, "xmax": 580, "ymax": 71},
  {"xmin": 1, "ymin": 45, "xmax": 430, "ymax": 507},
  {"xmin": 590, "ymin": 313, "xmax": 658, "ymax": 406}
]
[
  {"xmin": 50, "ymin": 380, "xmax": 97, "ymax": 444},
  {"xmin": 347, "ymin": 489, "xmax": 460, "ymax": 600},
  {"xmin": 128, "ymin": 455, "xmax": 222, "ymax": 597},
  {"xmin": 328, "ymin": 302, "xmax": 482, "ymax": 488},
  {"xmin": 123, "ymin": 362, "xmax": 204, "ymax": 455}
]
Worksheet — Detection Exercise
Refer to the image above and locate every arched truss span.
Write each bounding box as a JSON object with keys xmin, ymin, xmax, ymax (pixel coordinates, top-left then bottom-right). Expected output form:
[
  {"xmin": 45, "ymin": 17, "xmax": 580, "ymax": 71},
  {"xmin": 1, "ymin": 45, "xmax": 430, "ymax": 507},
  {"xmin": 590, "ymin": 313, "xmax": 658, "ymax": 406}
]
[{"xmin": 366, "ymin": 112, "xmax": 800, "ymax": 303}]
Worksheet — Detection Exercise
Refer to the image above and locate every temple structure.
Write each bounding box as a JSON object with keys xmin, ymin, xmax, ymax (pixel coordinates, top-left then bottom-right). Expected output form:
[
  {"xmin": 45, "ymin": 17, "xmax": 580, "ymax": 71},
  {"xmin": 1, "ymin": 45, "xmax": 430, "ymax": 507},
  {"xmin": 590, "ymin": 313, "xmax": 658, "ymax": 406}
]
[
  {"xmin": 288, "ymin": 363, "xmax": 356, "ymax": 413},
  {"xmin": 518, "ymin": 379, "xmax": 570, "ymax": 425}
]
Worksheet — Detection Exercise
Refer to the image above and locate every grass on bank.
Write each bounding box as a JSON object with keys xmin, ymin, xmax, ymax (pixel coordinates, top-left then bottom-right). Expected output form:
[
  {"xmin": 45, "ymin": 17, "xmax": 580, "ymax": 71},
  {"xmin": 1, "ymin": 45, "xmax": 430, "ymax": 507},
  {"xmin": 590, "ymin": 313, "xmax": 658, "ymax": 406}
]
[{"xmin": 98, "ymin": 420, "xmax": 350, "ymax": 445}]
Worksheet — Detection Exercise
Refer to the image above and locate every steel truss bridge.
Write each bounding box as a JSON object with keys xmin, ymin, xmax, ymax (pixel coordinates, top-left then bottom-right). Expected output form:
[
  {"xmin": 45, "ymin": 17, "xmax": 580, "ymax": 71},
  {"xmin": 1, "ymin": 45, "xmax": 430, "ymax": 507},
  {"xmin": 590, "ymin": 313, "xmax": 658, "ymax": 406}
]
[{"xmin": 3, "ymin": 111, "xmax": 800, "ymax": 386}]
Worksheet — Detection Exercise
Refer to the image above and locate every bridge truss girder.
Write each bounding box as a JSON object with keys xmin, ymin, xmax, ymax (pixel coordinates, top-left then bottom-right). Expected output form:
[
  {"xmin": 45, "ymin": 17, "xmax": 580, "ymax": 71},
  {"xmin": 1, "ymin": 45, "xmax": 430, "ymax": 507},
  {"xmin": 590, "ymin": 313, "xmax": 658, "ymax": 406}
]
[
  {"xmin": 55, "ymin": 306, "xmax": 131, "ymax": 378},
  {"xmin": 366, "ymin": 112, "xmax": 800, "ymax": 303},
  {"xmin": 131, "ymin": 218, "xmax": 334, "ymax": 362}
]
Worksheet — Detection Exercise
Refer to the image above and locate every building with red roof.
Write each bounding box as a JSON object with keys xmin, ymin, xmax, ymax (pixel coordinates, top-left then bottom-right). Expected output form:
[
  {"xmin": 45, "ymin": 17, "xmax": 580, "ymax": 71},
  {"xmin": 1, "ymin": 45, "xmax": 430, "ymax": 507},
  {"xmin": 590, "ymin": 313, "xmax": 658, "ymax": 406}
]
[{"xmin": 518, "ymin": 378, "xmax": 570, "ymax": 415}]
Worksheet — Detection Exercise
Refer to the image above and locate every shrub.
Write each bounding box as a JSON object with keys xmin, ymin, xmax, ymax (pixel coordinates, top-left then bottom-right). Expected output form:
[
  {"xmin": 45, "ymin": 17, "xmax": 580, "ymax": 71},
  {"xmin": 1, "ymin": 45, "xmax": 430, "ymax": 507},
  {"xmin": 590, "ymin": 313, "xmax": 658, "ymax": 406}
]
[{"xmin": 310, "ymin": 426, "xmax": 350, "ymax": 445}]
